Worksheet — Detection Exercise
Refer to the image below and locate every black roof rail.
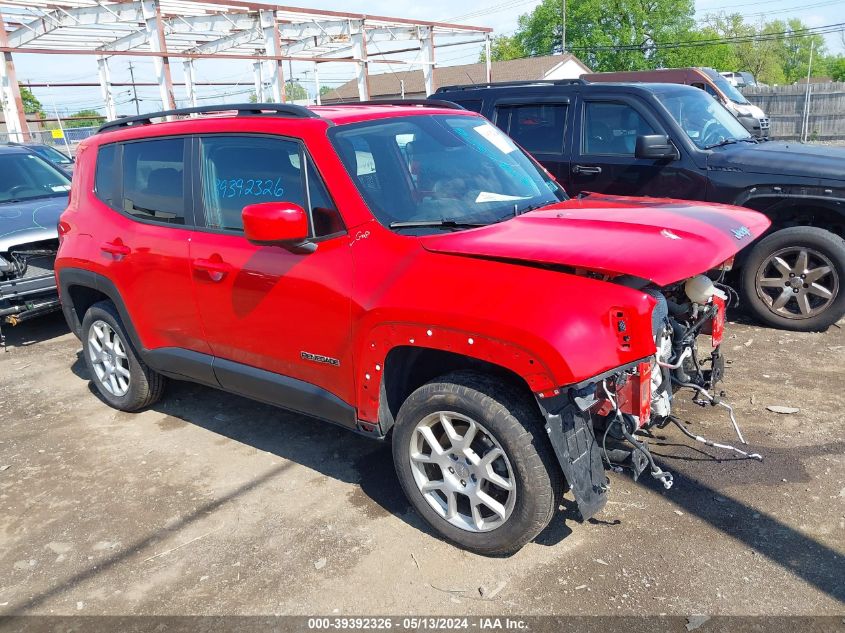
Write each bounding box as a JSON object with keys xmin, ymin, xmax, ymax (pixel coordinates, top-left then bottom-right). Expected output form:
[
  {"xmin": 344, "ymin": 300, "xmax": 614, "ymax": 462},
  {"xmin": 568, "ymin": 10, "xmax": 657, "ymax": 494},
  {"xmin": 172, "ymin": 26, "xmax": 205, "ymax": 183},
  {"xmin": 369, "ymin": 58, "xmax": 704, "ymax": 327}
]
[
  {"xmin": 345, "ymin": 98, "xmax": 465, "ymax": 110},
  {"xmin": 97, "ymin": 103, "xmax": 322, "ymax": 134},
  {"xmin": 436, "ymin": 78, "xmax": 587, "ymax": 92}
]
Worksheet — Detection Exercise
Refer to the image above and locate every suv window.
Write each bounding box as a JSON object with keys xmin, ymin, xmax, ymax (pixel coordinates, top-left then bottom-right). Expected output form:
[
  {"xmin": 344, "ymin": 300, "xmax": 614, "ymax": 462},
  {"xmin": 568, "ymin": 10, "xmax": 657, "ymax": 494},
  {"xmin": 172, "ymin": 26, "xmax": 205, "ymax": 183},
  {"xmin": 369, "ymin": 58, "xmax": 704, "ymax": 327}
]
[
  {"xmin": 495, "ymin": 103, "xmax": 567, "ymax": 154},
  {"xmin": 330, "ymin": 114, "xmax": 565, "ymax": 229},
  {"xmin": 455, "ymin": 99, "xmax": 483, "ymax": 113},
  {"xmin": 582, "ymin": 102, "xmax": 656, "ymax": 156},
  {"xmin": 199, "ymin": 136, "xmax": 343, "ymax": 237},
  {"xmin": 121, "ymin": 138, "xmax": 187, "ymax": 224},
  {"xmin": 94, "ymin": 143, "xmax": 119, "ymax": 208}
]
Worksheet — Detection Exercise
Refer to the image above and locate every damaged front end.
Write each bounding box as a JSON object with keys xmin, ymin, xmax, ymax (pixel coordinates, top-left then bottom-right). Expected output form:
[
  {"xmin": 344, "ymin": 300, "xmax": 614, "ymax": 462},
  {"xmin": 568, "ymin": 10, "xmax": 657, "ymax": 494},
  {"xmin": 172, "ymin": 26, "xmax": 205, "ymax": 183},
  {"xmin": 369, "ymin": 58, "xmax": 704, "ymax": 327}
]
[
  {"xmin": 538, "ymin": 267, "xmax": 762, "ymax": 522},
  {"xmin": 0, "ymin": 239, "xmax": 61, "ymax": 343}
]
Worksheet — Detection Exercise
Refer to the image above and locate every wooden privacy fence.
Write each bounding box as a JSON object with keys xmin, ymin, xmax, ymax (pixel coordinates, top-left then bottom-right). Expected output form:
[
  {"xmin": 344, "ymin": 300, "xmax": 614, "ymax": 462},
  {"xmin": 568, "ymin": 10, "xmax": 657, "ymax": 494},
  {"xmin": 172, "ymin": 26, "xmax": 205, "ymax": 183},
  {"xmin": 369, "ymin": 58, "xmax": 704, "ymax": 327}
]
[{"xmin": 743, "ymin": 82, "xmax": 845, "ymax": 141}]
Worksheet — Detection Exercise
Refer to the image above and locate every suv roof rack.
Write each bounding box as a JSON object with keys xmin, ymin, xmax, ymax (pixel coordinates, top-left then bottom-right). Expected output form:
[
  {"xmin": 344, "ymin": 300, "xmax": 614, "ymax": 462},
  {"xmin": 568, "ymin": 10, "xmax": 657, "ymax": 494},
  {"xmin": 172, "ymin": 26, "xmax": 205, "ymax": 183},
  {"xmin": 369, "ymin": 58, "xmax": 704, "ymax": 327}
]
[
  {"xmin": 97, "ymin": 103, "xmax": 322, "ymax": 134},
  {"xmin": 344, "ymin": 98, "xmax": 465, "ymax": 110},
  {"xmin": 436, "ymin": 78, "xmax": 587, "ymax": 92}
]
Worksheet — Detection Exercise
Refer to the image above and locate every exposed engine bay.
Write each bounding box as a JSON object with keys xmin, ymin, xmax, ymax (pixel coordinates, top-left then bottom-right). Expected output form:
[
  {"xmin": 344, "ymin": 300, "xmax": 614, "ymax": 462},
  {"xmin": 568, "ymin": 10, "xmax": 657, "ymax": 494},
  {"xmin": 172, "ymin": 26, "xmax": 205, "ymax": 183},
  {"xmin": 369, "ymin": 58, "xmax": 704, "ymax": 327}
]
[
  {"xmin": 0, "ymin": 239, "xmax": 61, "ymax": 344},
  {"xmin": 586, "ymin": 269, "xmax": 763, "ymax": 490}
]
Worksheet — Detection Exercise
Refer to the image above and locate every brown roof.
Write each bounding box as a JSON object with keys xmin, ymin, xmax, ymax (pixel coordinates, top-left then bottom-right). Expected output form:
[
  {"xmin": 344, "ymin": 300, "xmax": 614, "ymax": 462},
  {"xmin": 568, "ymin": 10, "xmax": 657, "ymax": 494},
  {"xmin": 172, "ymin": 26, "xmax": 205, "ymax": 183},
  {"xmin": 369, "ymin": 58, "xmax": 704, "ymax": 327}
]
[{"xmin": 322, "ymin": 54, "xmax": 590, "ymax": 102}]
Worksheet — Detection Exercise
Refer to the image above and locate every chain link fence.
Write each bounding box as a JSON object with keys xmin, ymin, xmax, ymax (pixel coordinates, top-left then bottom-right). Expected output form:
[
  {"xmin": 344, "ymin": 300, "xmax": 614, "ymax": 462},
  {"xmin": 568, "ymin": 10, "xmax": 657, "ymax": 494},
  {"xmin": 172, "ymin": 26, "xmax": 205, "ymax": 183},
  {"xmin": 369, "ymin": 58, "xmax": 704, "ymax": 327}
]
[{"xmin": 1, "ymin": 126, "xmax": 98, "ymax": 153}]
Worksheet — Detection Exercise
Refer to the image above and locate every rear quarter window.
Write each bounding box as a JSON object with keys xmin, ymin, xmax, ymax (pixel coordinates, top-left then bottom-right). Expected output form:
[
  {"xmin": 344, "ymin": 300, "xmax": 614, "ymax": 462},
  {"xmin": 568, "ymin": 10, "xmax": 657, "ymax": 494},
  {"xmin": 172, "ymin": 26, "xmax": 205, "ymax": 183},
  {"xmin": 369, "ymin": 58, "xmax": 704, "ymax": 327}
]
[{"xmin": 94, "ymin": 143, "xmax": 119, "ymax": 208}]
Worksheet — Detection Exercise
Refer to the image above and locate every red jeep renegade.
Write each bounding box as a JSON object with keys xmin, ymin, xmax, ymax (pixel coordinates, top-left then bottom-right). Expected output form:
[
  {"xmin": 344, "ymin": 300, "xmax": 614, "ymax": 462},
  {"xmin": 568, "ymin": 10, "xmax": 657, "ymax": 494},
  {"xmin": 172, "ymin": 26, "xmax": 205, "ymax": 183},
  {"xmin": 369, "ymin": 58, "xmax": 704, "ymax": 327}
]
[{"xmin": 56, "ymin": 102, "xmax": 769, "ymax": 555}]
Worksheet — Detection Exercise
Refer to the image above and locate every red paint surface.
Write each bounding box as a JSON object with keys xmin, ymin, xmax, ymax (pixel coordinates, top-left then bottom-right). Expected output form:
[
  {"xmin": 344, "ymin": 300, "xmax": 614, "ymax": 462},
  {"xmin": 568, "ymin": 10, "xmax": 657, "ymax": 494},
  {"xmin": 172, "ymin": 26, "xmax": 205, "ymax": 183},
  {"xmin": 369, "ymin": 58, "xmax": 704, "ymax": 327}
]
[
  {"xmin": 421, "ymin": 196, "xmax": 770, "ymax": 286},
  {"xmin": 57, "ymin": 106, "xmax": 766, "ymax": 423}
]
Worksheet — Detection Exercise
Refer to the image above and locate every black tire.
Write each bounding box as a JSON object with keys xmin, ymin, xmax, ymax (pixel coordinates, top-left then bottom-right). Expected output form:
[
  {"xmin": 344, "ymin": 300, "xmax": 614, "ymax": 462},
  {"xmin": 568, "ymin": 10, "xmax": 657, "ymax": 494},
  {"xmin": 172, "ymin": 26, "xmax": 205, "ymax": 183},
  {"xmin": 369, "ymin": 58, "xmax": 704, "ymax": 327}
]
[
  {"xmin": 80, "ymin": 300, "xmax": 166, "ymax": 411},
  {"xmin": 391, "ymin": 371, "xmax": 563, "ymax": 556},
  {"xmin": 740, "ymin": 226, "xmax": 845, "ymax": 331}
]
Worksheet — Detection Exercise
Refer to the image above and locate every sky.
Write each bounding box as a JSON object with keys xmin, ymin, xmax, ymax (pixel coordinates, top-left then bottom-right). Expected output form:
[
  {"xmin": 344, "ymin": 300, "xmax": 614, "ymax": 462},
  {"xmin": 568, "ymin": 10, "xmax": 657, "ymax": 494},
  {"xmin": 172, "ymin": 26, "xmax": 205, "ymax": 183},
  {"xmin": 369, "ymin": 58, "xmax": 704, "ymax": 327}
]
[{"xmin": 10, "ymin": 0, "xmax": 845, "ymax": 119}]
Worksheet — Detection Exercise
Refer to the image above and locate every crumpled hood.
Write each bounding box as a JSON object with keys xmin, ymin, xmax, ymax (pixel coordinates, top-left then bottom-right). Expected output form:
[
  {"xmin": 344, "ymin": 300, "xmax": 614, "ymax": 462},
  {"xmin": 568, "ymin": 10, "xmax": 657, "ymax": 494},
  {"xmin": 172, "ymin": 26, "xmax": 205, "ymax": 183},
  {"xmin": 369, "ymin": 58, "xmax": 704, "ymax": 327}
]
[
  {"xmin": 420, "ymin": 195, "xmax": 770, "ymax": 286},
  {"xmin": 0, "ymin": 196, "xmax": 67, "ymax": 253},
  {"xmin": 708, "ymin": 141, "xmax": 845, "ymax": 182}
]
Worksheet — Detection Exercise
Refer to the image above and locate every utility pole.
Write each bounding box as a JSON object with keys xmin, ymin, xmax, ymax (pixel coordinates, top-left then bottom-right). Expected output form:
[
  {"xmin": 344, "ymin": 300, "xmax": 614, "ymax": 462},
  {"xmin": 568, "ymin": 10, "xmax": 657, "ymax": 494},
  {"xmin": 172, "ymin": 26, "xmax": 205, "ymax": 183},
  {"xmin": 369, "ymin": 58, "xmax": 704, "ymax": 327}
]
[
  {"xmin": 128, "ymin": 60, "xmax": 140, "ymax": 115},
  {"xmin": 561, "ymin": 0, "xmax": 566, "ymax": 53},
  {"xmin": 288, "ymin": 59, "xmax": 294, "ymax": 102},
  {"xmin": 801, "ymin": 40, "xmax": 815, "ymax": 143}
]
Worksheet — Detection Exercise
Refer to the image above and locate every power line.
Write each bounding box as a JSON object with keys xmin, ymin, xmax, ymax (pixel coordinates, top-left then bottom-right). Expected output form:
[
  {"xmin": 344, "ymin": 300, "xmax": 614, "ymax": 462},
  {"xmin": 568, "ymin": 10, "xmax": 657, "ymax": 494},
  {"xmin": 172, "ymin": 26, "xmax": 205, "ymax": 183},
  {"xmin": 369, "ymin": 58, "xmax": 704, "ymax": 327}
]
[
  {"xmin": 563, "ymin": 20, "xmax": 845, "ymax": 52},
  {"xmin": 442, "ymin": 0, "xmax": 538, "ymax": 22}
]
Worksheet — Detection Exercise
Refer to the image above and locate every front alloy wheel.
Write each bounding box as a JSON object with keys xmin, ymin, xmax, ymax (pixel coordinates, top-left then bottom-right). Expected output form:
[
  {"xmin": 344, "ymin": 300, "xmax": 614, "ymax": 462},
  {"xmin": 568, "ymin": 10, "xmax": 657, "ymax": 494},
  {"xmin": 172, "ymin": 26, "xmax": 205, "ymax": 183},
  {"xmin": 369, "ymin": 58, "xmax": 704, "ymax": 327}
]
[
  {"xmin": 741, "ymin": 226, "xmax": 845, "ymax": 331},
  {"xmin": 409, "ymin": 411, "xmax": 516, "ymax": 532},
  {"xmin": 392, "ymin": 371, "xmax": 563, "ymax": 556},
  {"xmin": 755, "ymin": 246, "xmax": 837, "ymax": 320}
]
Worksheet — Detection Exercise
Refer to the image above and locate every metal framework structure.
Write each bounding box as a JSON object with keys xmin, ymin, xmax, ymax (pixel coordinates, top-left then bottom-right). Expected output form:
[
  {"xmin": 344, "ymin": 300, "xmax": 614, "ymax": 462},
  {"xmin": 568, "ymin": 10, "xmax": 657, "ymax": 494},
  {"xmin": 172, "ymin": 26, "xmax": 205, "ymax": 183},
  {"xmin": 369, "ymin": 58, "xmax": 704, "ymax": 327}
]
[{"xmin": 0, "ymin": 0, "xmax": 492, "ymax": 140}]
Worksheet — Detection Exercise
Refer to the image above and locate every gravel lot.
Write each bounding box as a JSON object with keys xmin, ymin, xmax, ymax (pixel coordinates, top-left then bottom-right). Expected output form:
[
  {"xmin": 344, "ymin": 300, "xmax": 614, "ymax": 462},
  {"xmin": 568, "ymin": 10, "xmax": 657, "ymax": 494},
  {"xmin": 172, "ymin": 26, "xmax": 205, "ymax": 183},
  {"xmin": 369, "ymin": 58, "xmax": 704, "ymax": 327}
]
[{"xmin": 0, "ymin": 312, "xmax": 843, "ymax": 616}]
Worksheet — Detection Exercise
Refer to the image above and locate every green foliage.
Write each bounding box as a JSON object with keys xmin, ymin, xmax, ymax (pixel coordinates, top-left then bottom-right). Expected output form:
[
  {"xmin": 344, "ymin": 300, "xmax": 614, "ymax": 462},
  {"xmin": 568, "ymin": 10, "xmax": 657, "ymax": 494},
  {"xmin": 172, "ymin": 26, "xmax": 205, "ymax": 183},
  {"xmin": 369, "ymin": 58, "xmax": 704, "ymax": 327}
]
[
  {"xmin": 486, "ymin": 0, "xmax": 831, "ymax": 86},
  {"xmin": 830, "ymin": 57, "xmax": 845, "ymax": 82},
  {"xmin": 502, "ymin": 0, "xmax": 697, "ymax": 71},
  {"xmin": 485, "ymin": 34, "xmax": 527, "ymax": 62},
  {"xmin": 319, "ymin": 85, "xmax": 334, "ymax": 96},
  {"xmin": 248, "ymin": 80, "xmax": 310, "ymax": 103},
  {"xmin": 661, "ymin": 26, "xmax": 738, "ymax": 71},
  {"xmin": 20, "ymin": 86, "xmax": 44, "ymax": 116},
  {"xmin": 776, "ymin": 19, "xmax": 827, "ymax": 83},
  {"xmin": 285, "ymin": 81, "xmax": 308, "ymax": 101},
  {"xmin": 702, "ymin": 13, "xmax": 786, "ymax": 85},
  {"xmin": 66, "ymin": 109, "xmax": 105, "ymax": 128}
]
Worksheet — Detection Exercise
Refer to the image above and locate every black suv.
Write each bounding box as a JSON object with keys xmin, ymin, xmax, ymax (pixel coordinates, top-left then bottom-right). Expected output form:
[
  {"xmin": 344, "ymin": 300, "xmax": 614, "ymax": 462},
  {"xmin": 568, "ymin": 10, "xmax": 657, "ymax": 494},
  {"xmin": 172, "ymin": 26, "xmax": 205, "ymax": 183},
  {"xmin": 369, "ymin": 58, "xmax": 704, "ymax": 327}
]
[{"xmin": 436, "ymin": 79, "xmax": 845, "ymax": 331}]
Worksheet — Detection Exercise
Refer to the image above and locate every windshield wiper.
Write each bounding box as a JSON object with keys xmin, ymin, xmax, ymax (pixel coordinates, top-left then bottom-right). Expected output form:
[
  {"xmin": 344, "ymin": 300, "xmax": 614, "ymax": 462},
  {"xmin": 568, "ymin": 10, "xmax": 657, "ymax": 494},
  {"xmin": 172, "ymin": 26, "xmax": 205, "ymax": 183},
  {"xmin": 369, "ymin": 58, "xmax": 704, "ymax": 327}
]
[
  {"xmin": 704, "ymin": 137, "xmax": 750, "ymax": 150},
  {"xmin": 389, "ymin": 219, "xmax": 488, "ymax": 231},
  {"xmin": 518, "ymin": 201, "xmax": 557, "ymax": 215}
]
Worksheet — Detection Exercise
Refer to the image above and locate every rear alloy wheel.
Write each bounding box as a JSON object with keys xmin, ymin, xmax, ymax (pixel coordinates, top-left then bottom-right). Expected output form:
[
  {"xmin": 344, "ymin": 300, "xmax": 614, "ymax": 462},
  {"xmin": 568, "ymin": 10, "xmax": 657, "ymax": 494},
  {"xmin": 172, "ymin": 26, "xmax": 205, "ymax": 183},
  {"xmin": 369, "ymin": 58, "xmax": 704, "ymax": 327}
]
[
  {"xmin": 741, "ymin": 226, "xmax": 845, "ymax": 331},
  {"xmin": 88, "ymin": 320, "xmax": 131, "ymax": 397},
  {"xmin": 392, "ymin": 371, "xmax": 562, "ymax": 556},
  {"xmin": 81, "ymin": 300, "xmax": 166, "ymax": 411}
]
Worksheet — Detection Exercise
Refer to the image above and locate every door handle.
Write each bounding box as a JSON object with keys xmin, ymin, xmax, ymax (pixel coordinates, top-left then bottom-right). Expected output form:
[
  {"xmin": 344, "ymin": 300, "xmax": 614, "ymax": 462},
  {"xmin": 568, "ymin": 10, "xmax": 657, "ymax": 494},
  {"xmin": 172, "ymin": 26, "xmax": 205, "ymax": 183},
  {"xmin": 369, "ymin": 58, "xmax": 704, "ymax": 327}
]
[
  {"xmin": 573, "ymin": 165, "xmax": 602, "ymax": 175},
  {"xmin": 100, "ymin": 240, "xmax": 131, "ymax": 258},
  {"xmin": 193, "ymin": 256, "xmax": 232, "ymax": 281}
]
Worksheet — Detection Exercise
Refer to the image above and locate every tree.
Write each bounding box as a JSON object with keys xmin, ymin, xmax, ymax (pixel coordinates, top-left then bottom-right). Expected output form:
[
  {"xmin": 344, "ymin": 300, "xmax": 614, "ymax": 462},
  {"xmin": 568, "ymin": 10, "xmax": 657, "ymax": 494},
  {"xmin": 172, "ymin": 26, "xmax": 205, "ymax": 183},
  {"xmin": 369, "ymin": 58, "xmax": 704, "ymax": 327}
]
[
  {"xmin": 484, "ymin": 34, "xmax": 526, "ymax": 62},
  {"xmin": 20, "ymin": 85, "xmax": 44, "ymax": 117},
  {"xmin": 284, "ymin": 80, "xmax": 308, "ymax": 101},
  {"xmin": 499, "ymin": 0, "xmax": 698, "ymax": 72},
  {"xmin": 703, "ymin": 13, "xmax": 785, "ymax": 85},
  {"xmin": 249, "ymin": 80, "xmax": 309, "ymax": 103},
  {"xmin": 66, "ymin": 109, "xmax": 105, "ymax": 128},
  {"xmin": 775, "ymin": 19, "xmax": 827, "ymax": 83},
  {"xmin": 661, "ymin": 25, "xmax": 738, "ymax": 71},
  {"xmin": 830, "ymin": 57, "xmax": 845, "ymax": 82}
]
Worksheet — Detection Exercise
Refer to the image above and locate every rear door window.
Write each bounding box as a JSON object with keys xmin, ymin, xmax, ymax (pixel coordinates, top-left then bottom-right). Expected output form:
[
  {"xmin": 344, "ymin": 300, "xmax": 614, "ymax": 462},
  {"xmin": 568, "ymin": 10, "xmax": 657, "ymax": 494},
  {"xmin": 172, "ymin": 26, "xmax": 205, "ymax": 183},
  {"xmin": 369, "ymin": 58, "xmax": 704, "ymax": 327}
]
[
  {"xmin": 495, "ymin": 103, "xmax": 567, "ymax": 155},
  {"xmin": 582, "ymin": 101, "xmax": 656, "ymax": 156},
  {"xmin": 121, "ymin": 138, "xmax": 188, "ymax": 224}
]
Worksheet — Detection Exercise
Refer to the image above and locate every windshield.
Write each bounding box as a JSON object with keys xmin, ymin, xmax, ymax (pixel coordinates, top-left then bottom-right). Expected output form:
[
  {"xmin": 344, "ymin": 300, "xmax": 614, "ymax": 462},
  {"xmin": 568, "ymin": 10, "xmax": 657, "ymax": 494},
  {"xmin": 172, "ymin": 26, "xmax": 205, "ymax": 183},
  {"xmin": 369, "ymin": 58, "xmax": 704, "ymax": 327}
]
[
  {"xmin": 701, "ymin": 67, "xmax": 749, "ymax": 105},
  {"xmin": 329, "ymin": 114, "xmax": 566, "ymax": 231},
  {"xmin": 0, "ymin": 152, "xmax": 72, "ymax": 203},
  {"xmin": 659, "ymin": 89, "xmax": 753, "ymax": 149},
  {"xmin": 30, "ymin": 144, "xmax": 73, "ymax": 166}
]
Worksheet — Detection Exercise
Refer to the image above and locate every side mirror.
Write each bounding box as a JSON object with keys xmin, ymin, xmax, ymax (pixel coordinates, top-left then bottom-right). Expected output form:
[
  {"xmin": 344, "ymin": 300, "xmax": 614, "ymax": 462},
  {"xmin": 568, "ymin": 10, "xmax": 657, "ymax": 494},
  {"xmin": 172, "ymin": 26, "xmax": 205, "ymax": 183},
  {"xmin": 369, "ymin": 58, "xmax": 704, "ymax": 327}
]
[
  {"xmin": 635, "ymin": 134, "xmax": 678, "ymax": 160},
  {"xmin": 242, "ymin": 201, "xmax": 315, "ymax": 252}
]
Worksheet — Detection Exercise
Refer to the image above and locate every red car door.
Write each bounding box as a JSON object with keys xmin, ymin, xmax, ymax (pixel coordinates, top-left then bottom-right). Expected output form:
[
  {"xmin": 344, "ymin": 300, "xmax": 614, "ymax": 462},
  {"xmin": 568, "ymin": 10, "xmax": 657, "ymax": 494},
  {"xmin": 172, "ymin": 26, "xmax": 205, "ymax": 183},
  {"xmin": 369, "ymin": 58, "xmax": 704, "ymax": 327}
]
[
  {"xmin": 187, "ymin": 135, "xmax": 355, "ymax": 407},
  {"xmin": 90, "ymin": 137, "xmax": 210, "ymax": 355}
]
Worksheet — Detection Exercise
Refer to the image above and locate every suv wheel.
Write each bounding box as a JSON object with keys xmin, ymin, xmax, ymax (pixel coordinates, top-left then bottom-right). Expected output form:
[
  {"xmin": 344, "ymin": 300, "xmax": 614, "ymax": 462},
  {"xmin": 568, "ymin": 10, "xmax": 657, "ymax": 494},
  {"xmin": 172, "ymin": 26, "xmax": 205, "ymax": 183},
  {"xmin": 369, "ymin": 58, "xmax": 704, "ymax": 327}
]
[
  {"xmin": 741, "ymin": 226, "xmax": 845, "ymax": 331},
  {"xmin": 81, "ymin": 300, "xmax": 166, "ymax": 411},
  {"xmin": 392, "ymin": 371, "xmax": 562, "ymax": 555}
]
